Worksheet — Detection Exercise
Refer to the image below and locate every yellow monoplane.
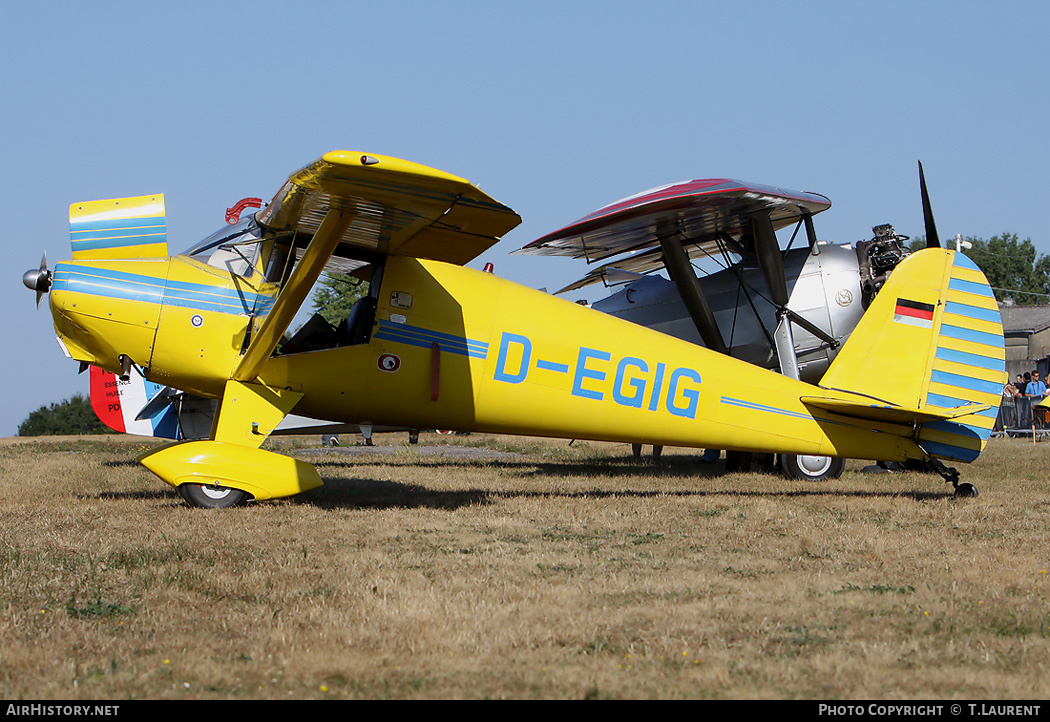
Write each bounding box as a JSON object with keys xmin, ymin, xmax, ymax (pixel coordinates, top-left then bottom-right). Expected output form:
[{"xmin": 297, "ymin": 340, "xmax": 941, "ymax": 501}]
[{"xmin": 23, "ymin": 151, "xmax": 1004, "ymax": 506}]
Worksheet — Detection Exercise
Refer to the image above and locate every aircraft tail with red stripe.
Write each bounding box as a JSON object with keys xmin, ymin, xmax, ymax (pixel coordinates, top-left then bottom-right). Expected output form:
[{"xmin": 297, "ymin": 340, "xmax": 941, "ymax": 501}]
[{"xmin": 89, "ymin": 365, "xmax": 180, "ymax": 438}]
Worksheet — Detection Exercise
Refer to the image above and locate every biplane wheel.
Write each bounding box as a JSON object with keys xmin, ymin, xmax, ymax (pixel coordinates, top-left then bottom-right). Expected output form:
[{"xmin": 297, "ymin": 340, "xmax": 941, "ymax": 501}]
[
  {"xmin": 778, "ymin": 454, "xmax": 844, "ymax": 481},
  {"xmin": 179, "ymin": 483, "xmax": 250, "ymax": 509},
  {"xmin": 954, "ymin": 482, "xmax": 979, "ymax": 498}
]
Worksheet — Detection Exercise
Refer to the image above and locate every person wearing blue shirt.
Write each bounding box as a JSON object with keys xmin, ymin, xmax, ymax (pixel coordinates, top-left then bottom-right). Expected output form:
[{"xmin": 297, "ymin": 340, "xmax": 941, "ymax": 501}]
[
  {"xmin": 1026, "ymin": 371, "xmax": 1046, "ymax": 398},
  {"xmin": 1026, "ymin": 371, "xmax": 1047, "ymax": 430}
]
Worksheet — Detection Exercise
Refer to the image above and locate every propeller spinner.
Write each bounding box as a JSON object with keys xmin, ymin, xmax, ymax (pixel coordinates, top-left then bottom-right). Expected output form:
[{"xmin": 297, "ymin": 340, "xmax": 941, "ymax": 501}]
[{"xmin": 22, "ymin": 252, "xmax": 51, "ymax": 307}]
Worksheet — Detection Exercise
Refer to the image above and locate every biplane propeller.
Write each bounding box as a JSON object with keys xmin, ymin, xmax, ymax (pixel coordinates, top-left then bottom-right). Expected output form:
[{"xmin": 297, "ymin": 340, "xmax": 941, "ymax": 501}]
[{"xmin": 25, "ymin": 152, "xmax": 1001, "ymax": 506}]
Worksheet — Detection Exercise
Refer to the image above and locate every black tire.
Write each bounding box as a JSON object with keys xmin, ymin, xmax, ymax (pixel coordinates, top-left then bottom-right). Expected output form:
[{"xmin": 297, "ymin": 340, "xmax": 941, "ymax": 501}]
[
  {"xmin": 178, "ymin": 483, "xmax": 251, "ymax": 508},
  {"xmin": 778, "ymin": 454, "xmax": 844, "ymax": 481},
  {"xmin": 954, "ymin": 482, "xmax": 979, "ymax": 498}
]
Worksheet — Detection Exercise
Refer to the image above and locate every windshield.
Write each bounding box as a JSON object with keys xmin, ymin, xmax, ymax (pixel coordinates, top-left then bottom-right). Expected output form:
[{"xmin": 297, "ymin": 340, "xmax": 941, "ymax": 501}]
[{"xmin": 183, "ymin": 216, "xmax": 263, "ymax": 257}]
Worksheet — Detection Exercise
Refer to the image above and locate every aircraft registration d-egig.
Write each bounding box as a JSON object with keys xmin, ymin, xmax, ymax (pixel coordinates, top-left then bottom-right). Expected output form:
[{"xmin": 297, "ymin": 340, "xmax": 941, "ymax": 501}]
[{"xmin": 23, "ymin": 151, "xmax": 1004, "ymax": 506}]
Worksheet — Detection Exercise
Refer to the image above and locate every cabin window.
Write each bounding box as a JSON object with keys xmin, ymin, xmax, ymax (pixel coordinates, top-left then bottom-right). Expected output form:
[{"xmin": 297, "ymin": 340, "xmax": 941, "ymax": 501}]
[{"xmin": 275, "ymin": 257, "xmax": 383, "ymax": 356}]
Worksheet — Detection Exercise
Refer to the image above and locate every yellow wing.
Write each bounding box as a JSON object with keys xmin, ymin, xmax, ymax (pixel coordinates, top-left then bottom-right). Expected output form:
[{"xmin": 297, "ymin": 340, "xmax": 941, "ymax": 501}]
[
  {"xmin": 257, "ymin": 151, "xmax": 521, "ymax": 265},
  {"xmin": 232, "ymin": 151, "xmax": 521, "ymax": 382}
]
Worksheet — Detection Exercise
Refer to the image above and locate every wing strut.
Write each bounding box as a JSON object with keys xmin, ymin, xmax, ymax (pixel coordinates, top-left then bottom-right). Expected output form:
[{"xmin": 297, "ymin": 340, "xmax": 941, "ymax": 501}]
[
  {"xmin": 751, "ymin": 210, "xmax": 837, "ymax": 378},
  {"xmin": 753, "ymin": 211, "xmax": 789, "ymax": 308},
  {"xmin": 659, "ymin": 234, "xmax": 726, "ymax": 354},
  {"xmin": 804, "ymin": 212, "xmax": 819, "ymax": 255},
  {"xmin": 232, "ymin": 208, "xmax": 355, "ymax": 382}
]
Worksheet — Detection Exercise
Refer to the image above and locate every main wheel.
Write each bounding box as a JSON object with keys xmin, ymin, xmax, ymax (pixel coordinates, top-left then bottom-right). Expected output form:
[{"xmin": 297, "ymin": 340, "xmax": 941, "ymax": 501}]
[
  {"xmin": 178, "ymin": 483, "xmax": 251, "ymax": 509},
  {"xmin": 778, "ymin": 454, "xmax": 844, "ymax": 481},
  {"xmin": 954, "ymin": 482, "xmax": 979, "ymax": 498}
]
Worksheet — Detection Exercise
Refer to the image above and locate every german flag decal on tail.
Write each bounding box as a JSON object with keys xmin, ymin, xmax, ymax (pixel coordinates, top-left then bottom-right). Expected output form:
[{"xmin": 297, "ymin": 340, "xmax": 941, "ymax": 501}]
[{"xmin": 894, "ymin": 298, "xmax": 935, "ymax": 329}]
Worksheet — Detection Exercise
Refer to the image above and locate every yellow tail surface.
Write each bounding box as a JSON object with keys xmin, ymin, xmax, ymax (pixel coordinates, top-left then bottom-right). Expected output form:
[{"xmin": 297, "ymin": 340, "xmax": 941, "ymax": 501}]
[
  {"xmin": 69, "ymin": 194, "xmax": 168, "ymax": 260},
  {"xmin": 817, "ymin": 248, "xmax": 1005, "ymax": 461}
]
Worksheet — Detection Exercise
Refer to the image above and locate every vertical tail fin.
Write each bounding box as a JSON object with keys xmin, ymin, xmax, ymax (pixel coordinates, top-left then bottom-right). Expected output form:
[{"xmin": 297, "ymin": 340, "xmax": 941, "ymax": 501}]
[
  {"xmin": 818, "ymin": 248, "xmax": 1005, "ymax": 462},
  {"xmin": 89, "ymin": 365, "xmax": 179, "ymax": 438},
  {"xmin": 70, "ymin": 195, "xmax": 167, "ymax": 260}
]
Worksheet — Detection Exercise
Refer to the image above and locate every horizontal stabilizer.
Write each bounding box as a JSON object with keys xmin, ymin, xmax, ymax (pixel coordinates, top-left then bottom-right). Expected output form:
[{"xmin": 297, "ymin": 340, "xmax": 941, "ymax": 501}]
[{"xmin": 801, "ymin": 395, "xmax": 991, "ymax": 426}]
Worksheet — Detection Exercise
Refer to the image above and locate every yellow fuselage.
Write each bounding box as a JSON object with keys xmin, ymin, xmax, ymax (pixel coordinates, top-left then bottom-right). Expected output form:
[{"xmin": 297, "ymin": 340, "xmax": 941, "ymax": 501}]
[{"xmin": 262, "ymin": 257, "xmax": 916, "ymax": 461}]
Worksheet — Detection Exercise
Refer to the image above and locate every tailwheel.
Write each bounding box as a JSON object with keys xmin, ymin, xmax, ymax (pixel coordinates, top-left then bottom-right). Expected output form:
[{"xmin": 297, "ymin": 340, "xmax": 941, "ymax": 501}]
[
  {"xmin": 778, "ymin": 454, "xmax": 844, "ymax": 481},
  {"xmin": 915, "ymin": 448, "xmax": 976, "ymax": 498},
  {"xmin": 179, "ymin": 483, "xmax": 251, "ymax": 509}
]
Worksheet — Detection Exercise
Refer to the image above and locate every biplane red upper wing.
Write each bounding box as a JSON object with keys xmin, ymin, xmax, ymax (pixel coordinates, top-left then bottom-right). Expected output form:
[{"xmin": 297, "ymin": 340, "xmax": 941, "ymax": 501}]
[{"xmin": 514, "ymin": 179, "xmax": 831, "ymax": 292}]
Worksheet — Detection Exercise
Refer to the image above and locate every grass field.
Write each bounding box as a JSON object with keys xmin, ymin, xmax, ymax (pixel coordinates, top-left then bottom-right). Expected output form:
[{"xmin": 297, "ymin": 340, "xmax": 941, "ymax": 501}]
[{"xmin": 0, "ymin": 432, "xmax": 1048, "ymax": 700}]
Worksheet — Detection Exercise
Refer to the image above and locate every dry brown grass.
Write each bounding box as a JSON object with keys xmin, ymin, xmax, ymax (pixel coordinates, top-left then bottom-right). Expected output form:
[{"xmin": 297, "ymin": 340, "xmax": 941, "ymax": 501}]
[{"xmin": 0, "ymin": 432, "xmax": 1048, "ymax": 699}]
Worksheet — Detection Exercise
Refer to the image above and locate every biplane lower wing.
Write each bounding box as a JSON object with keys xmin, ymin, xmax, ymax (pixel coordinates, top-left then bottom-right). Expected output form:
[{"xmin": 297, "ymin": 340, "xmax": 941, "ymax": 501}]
[
  {"xmin": 89, "ymin": 365, "xmax": 402, "ymax": 441},
  {"xmin": 89, "ymin": 365, "xmax": 178, "ymax": 437}
]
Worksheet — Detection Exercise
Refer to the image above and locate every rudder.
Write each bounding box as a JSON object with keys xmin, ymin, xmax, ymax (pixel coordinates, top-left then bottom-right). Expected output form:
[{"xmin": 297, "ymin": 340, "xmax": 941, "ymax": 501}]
[
  {"xmin": 89, "ymin": 365, "xmax": 179, "ymax": 438},
  {"xmin": 70, "ymin": 194, "xmax": 167, "ymax": 260},
  {"xmin": 819, "ymin": 248, "xmax": 1005, "ymax": 462}
]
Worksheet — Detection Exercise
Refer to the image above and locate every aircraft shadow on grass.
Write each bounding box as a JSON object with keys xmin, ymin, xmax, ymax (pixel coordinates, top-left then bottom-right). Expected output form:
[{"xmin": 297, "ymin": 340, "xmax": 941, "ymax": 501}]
[
  {"xmin": 296, "ymin": 470, "xmax": 954, "ymax": 511},
  {"xmin": 94, "ymin": 451, "xmax": 953, "ymax": 509}
]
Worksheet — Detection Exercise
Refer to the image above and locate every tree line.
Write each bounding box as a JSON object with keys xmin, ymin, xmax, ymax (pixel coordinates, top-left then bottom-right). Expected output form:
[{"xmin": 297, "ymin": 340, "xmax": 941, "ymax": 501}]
[
  {"xmin": 910, "ymin": 232, "xmax": 1050, "ymax": 304},
  {"xmin": 18, "ymin": 394, "xmax": 112, "ymax": 436}
]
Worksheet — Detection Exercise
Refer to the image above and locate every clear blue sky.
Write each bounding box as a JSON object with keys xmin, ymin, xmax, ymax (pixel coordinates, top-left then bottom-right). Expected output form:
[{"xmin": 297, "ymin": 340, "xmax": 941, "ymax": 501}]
[{"xmin": 3, "ymin": 1, "xmax": 1047, "ymax": 435}]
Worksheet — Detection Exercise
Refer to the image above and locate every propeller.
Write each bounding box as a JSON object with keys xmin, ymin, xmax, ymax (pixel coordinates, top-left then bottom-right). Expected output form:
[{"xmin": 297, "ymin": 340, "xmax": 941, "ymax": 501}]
[
  {"xmin": 22, "ymin": 252, "xmax": 52, "ymax": 307},
  {"xmin": 919, "ymin": 161, "xmax": 941, "ymax": 249}
]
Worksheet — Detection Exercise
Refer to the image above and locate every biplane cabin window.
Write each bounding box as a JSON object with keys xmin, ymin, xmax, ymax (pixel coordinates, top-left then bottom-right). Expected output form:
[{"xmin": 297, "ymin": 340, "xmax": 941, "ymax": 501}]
[{"xmin": 275, "ymin": 253, "xmax": 382, "ymax": 356}]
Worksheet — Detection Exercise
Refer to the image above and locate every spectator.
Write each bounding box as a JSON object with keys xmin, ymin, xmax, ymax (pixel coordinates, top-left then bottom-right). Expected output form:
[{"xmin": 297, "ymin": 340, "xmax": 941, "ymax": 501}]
[
  {"xmin": 1000, "ymin": 381, "xmax": 1019, "ymax": 430},
  {"xmin": 1026, "ymin": 372, "xmax": 1048, "ymax": 430},
  {"xmin": 1017, "ymin": 374, "xmax": 1035, "ymax": 428},
  {"xmin": 632, "ymin": 444, "xmax": 663, "ymax": 461},
  {"xmin": 1015, "ymin": 374, "xmax": 1027, "ymax": 395},
  {"xmin": 1026, "ymin": 371, "xmax": 1046, "ymax": 399}
]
